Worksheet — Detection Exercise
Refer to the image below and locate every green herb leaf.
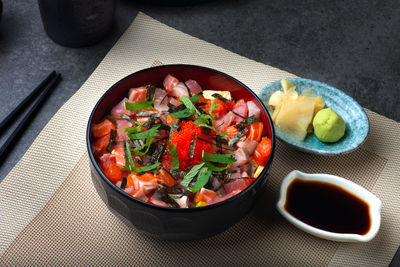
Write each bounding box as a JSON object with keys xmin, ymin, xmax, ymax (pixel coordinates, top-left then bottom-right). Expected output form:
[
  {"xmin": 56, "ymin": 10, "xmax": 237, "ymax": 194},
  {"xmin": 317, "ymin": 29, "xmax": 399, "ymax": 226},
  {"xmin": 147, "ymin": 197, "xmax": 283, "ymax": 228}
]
[
  {"xmin": 124, "ymin": 100, "xmax": 155, "ymax": 111},
  {"xmin": 203, "ymin": 152, "xmax": 235, "ymax": 164},
  {"xmin": 204, "ymin": 161, "xmax": 232, "ymax": 171},
  {"xmin": 131, "ymin": 162, "xmax": 161, "ymax": 173},
  {"xmin": 168, "ymin": 142, "xmax": 180, "ymax": 170},
  {"xmin": 169, "ymin": 108, "xmax": 193, "ymax": 118},
  {"xmin": 190, "ymin": 93, "xmax": 202, "ymax": 102},
  {"xmin": 209, "ymin": 99, "xmax": 217, "ymax": 121},
  {"xmin": 189, "ymin": 167, "xmax": 212, "ymax": 193},
  {"xmin": 132, "ymin": 133, "xmax": 154, "ymax": 156},
  {"xmin": 122, "ymin": 141, "xmax": 135, "ymax": 172},
  {"xmin": 125, "ymin": 122, "xmax": 143, "ymax": 133},
  {"xmin": 180, "ymin": 163, "xmax": 205, "ymax": 187},
  {"xmin": 193, "ymin": 115, "xmax": 228, "ymax": 138},
  {"xmin": 180, "ymin": 95, "xmax": 200, "ymax": 115},
  {"xmin": 193, "ymin": 113, "xmax": 212, "ymax": 125},
  {"xmin": 128, "ymin": 124, "xmax": 160, "ymax": 140}
]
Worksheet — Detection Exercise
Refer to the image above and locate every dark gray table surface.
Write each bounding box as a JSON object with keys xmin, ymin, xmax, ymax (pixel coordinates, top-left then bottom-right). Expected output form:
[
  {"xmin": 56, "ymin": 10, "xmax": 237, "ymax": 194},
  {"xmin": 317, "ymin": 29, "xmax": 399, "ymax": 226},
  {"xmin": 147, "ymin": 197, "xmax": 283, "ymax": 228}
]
[{"xmin": 0, "ymin": 0, "xmax": 399, "ymax": 265}]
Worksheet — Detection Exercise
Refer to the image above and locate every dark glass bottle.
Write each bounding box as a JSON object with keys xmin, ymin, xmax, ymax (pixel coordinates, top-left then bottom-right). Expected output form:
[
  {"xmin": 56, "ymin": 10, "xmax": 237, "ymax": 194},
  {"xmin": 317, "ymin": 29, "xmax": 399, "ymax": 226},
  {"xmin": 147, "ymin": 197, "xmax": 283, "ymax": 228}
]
[{"xmin": 38, "ymin": 0, "xmax": 115, "ymax": 47}]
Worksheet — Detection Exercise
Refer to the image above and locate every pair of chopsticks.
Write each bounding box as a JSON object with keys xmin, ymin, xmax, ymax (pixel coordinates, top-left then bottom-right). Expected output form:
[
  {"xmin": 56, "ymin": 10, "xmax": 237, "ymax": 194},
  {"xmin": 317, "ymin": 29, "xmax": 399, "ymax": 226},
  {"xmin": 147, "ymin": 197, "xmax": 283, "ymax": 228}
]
[{"xmin": 0, "ymin": 71, "xmax": 62, "ymax": 160}]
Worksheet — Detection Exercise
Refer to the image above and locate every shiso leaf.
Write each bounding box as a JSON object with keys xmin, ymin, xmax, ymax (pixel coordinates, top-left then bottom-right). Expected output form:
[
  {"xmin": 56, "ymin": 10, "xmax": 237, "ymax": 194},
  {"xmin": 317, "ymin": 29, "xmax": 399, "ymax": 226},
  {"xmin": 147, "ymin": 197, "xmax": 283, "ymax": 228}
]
[
  {"xmin": 169, "ymin": 108, "xmax": 193, "ymax": 118},
  {"xmin": 168, "ymin": 142, "xmax": 179, "ymax": 170},
  {"xmin": 190, "ymin": 93, "xmax": 202, "ymax": 102},
  {"xmin": 189, "ymin": 166, "xmax": 212, "ymax": 193},
  {"xmin": 122, "ymin": 141, "xmax": 135, "ymax": 172},
  {"xmin": 209, "ymin": 99, "xmax": 217, "ymax": 120},
  {"xmin": 180, "ymin": 162, "xmax": 205, "ymax": 187},
  {"xmin": 203, "ymin": 152, "xmax": 235, "ymax": 164},
  {"xmin": 124, "ymin": 100, "xmax": 155, "ymax": 111},
  {"xmin": 128, "ymin": 124, "xmax": 160, "ymax": 140},
  {"xmin": 131, "ymin": 162, "xmax": 161, "ymax": 173},
  {"xmin": 180, "ymin": 95, "xmax": 200, "ymax": 115},
  {"xmin": 125, "ymin": 122, "xmax": 143, "ymax": 133},
  {"xmin": 204, "ymin": 161, "xmax": 232, "ymax": 171},
  {"xmin": 132, "ymin": 132, "xmax": 154, "ymax": 156}
]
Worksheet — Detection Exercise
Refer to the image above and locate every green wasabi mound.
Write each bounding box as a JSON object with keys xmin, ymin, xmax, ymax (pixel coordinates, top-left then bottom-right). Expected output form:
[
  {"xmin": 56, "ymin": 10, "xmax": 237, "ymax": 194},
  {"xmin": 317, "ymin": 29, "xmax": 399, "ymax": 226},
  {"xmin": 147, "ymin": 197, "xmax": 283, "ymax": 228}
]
[{"xmin": 313, "ymin": 108, "xmax": 346, "ymax": 142}]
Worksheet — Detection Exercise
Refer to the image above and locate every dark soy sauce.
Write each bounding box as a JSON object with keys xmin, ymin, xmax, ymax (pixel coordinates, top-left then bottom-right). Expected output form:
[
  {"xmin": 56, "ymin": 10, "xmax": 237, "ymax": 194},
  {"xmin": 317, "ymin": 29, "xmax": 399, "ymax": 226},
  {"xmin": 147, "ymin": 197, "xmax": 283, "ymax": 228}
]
[{"xmin": 284, "ymin": 178, "xmax": 371, "ymax": 235}]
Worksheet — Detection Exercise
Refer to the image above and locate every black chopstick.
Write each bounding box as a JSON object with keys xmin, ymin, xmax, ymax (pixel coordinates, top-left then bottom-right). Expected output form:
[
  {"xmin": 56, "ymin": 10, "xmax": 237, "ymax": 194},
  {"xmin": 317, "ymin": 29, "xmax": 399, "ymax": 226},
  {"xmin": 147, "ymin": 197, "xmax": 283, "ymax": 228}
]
[
  {"xmin": 0, "ymin": 71, "xmax": 57, "ymax": 132},
  {"xmin": 0, "ymin": 72, "xmax": 62, "ymax": 160}
]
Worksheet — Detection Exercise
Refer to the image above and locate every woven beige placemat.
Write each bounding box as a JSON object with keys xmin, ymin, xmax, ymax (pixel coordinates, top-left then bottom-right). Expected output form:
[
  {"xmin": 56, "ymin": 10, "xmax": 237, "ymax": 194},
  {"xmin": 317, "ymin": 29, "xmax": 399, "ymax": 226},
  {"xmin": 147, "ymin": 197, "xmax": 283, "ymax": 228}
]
[{"xmin": 0, "ymin": 12, "xmax": 399, "ymax": 266}]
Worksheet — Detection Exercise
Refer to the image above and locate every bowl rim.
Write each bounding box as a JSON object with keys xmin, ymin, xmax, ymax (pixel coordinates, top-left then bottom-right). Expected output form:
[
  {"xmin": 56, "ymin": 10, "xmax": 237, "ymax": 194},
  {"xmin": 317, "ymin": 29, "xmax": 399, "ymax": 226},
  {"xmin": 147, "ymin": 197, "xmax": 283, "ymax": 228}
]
[{"xmin": 86, "ymin": 64, "xmax": 275, "ymax": 212}]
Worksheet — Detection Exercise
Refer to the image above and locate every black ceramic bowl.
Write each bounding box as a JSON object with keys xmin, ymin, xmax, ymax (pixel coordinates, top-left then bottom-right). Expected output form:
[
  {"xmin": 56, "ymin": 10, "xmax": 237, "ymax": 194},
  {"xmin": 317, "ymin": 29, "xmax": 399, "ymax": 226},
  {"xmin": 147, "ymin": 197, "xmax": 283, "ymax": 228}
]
[{"xmin": 87, "ymin": 64, "xmax": 275, "ymax": 240}]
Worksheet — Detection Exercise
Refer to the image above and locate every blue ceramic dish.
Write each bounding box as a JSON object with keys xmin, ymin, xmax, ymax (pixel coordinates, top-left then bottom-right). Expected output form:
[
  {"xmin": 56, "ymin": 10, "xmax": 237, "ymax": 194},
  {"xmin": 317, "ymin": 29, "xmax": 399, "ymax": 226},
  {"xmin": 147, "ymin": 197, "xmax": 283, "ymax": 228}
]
[{"xmin": 259, "ymin": 78, "xmax": 369, "ymax": 155}]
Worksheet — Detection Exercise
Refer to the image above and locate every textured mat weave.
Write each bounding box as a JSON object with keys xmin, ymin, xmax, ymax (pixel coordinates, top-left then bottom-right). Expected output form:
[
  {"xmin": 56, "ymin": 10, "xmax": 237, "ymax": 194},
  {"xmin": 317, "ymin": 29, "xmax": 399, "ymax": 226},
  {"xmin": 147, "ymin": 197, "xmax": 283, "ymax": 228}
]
[{"xmin": 0, "ymin": 12, "xmax": 399, "ymax": 266}]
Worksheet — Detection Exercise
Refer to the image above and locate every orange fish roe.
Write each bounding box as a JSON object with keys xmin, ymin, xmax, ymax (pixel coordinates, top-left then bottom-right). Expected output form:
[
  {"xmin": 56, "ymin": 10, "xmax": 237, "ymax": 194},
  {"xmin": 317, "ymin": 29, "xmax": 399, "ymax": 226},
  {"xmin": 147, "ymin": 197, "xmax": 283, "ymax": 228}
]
[{"xmin": 170, "ymin": 120, "xmax": 214, "ymax": 170}]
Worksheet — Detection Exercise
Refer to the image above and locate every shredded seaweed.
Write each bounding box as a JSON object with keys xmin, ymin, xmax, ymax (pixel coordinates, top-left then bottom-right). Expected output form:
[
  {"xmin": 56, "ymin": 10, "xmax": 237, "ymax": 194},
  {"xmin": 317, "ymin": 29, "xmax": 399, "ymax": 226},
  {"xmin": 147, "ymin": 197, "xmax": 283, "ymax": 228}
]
[
  {"xmin": 188, "ymin": 133, "xmax": 197, "ymax": 159},
  {"xmin": 142, "ymin": 116, "xmax": 156, "ymax": 128},
  {"xmin": 157, "ymin": 180, "xmax": 169, "ymax": 188},
  {"xmin": 183, "ymin": 82, "xmax": 192, "ymax": 98},
  {"xmin": 170, "ymin": 170, "xmax": 187, "ymax": 177},
  {"xmin": 120, "ymin": 113, "xmax": 137, "ymax": 125},
  {"xmin": 168, "ymin": 103, "xmax": 186, "ymax": 113},
  {"xmin": 227, "ymin": 109, "xmax": 246, "ymax": 120},
  {"xmin": 150, "ymin": 142, "xmax": 166, "ymax": 165},
  {"xmin": 228, "ymin": 128, "xmax": 248, "ymax": 146},
  {"xmin": 146, "ymin": 84, "xmax": 156, "ymax": 101},
  {"xmin": 201, "ymin": 127, "xmax": 212, "ymax": 136},
  {"xmin": 212, "ymin": 93, "xmax": 230, "ymax": 103},
  {"xmin": 159, "ymin": 124, "xmax": 171, "ymax": 131},
  {"xmin": 197, "ymin": 137, "xmax": 236, "ymax": 151},
  {"xmin": 160, "ymin": 92, "xmax": 168, "ymax": 105},
  {"xmin": 120, "ymin": 177, "xmax": 127, "ymax": 189},
  {"xmin": 105, "ymin": 129, "xmax": 117, "ymax": 152},
  {"xmin": 132, "ymin": 139, "xmax": 144, "ymax": 148},
  {"xmin": 158, "ymin": 188, "xmax": 180, "ymax": 208},
  {"xmin": 234, "ymin": 115, "xmax": 258, "ymax": 129},
  {"xmin": 162, "ymin": 167, "xmax": 178, "ymax": 182},
  {"xmin": 136, "ymin": 111, "xmax": 160, "ymax": 117}
]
